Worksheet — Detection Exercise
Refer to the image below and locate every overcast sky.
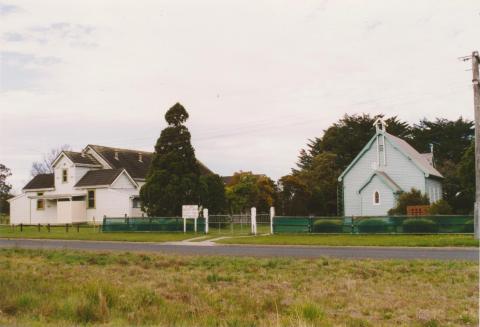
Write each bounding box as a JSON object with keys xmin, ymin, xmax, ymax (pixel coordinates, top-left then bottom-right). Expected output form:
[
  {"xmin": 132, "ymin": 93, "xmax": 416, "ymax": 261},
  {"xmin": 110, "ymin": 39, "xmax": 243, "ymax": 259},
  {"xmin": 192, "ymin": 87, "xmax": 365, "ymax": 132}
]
[{"xmin": 0, "ymin": 0, "xmax": 478, "ymax": 193}]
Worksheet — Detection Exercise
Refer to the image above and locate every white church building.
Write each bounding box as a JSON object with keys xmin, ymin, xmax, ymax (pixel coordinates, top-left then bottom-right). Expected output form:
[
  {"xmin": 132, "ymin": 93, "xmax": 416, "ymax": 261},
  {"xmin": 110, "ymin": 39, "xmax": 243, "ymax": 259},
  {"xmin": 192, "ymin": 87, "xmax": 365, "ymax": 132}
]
[
  {"xmin": 8, "ymin": 145, "xmax": 212, "ymax": 225},
  {"xmin": 338, "ymin": 119, "xmax": 443, "ymax": 216}
]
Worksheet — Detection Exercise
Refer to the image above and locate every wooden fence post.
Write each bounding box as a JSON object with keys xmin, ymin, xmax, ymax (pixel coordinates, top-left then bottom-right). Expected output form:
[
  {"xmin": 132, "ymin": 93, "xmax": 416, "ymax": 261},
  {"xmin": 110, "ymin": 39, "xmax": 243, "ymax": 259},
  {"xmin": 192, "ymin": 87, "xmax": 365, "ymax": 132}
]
[
  {"xmin": 20, "ymin": 223, "xmax": 23, "ymax": 232},
  {"xmin": 47, "ymin": 224, "xmax": 50, "ymax": 232},
  {"xmin": 66, "ymin": 224, "xmax": 69, "ymax": 233},
  {"xmin": 37, "ymin": 223, "xmax": 40, "ymax": 232}
]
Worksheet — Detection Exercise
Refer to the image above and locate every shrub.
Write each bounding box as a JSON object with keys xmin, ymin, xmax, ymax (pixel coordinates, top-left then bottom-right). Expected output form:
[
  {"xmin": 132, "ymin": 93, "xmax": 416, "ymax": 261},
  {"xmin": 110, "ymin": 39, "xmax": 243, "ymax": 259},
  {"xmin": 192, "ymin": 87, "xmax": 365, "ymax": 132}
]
[
  {"xmin": 402, "ymin": 218, "xmax": 438, "ymax": 233},
  {"xmin": 429, "ymin": 199, "xmax": 453, "ymax": 215},
  {"xmin": 357, "ymin": 218, "xmax": 389, "ymax": 233},
  {"xmin": 388, "ymin": 188, "xmax": 429, "ymax": 215},
  {"xmin": 312, "ymin": 219, "xmax": 343, "ymax": 233}
]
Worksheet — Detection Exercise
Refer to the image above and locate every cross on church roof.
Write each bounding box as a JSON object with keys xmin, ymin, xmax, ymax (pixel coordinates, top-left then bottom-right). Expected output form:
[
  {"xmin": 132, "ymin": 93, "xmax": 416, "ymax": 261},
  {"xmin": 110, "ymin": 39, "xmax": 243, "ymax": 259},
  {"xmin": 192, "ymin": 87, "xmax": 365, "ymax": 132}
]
[{"xmin": 373, "ymin": 118, "xmax": 388, "ymax": 133}]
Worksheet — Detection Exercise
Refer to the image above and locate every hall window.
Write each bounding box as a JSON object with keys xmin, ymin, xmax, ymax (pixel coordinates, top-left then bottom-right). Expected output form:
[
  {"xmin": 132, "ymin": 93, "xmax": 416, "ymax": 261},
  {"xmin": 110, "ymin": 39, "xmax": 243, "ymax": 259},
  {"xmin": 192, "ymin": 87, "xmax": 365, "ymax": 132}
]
[
  {"xmin": 132, "ymin": 197, "xmax": 141, "ymax": 208},
  {"xmin": 87, "ymin": 190, "xmax": 95, "ymax": 209},
  {"xmin": 37, "ymin": 192, "xmax": 45, "ymax": 210},
  {"xmin": 373, "ymin": 191, "xmax": 380, "ymax": 205},
  {"xmin": 62, "ymin": 169, "xmax": 68, "ymax": 183}
]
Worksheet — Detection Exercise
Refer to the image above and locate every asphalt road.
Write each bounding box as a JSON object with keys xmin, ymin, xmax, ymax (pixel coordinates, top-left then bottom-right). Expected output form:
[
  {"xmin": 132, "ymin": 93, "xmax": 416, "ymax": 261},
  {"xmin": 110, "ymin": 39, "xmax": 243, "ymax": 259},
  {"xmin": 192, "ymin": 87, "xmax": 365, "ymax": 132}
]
[{"xmin": 0, "ymin": 238, "xmax": 478, "ymax": 261}]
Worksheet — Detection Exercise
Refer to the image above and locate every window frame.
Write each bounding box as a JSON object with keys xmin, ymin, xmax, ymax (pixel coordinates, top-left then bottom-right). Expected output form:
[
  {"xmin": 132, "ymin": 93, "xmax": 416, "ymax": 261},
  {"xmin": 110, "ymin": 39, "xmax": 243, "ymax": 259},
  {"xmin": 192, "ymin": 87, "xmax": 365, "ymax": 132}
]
[
  {"xmin": 36, "ymin": 192, "xmax": 45, "ymax": 210},
  {"xmin": 373, "ymin": 190, "xmax": 380, "ymax": 205},
  {"xmin": 132, "ymin": 197, "xmax": 141, "ymax": 208},
  {"xmin": 62, "ymin": 168, "xmax": 68, "ymax": 183},
  {"xmin": 87, "ymin": 189, "xmax": 96, "ymax": 209}
]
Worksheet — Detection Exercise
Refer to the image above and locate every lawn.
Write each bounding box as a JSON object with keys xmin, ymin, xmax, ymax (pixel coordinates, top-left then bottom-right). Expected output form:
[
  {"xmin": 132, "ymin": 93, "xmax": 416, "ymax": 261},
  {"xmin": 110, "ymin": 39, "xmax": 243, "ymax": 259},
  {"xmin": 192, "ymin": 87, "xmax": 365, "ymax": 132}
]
[
  {"xmin": 0, "ymin": 249, "xmax": 477, "ymax": 326},
  {"xmin": 217, "ymin": 234, "xmax": 480, "ymax": 247},
  {"xmin": 0, "ymin": 225, "xmax": 194, "ymax": 242}
]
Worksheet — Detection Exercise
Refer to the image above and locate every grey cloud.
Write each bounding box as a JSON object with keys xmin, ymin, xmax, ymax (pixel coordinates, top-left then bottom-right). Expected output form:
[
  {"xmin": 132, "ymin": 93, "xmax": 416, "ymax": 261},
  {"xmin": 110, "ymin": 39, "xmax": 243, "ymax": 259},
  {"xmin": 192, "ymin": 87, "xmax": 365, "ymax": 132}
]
[
  {"xmin": 365, "ymin": 20, "xmax": 382, "ymax": 32},
  {"xmin": 0, "ymin": 51, "xmax": 61, "ymax": 91},
  {"xmin": 0, "ymin": 3, "xmax": 19, "ymax": 16},
  {"xmin": 3, "ymin": 32, "xmax": 25, "ymax": 42},
  {"xmin": 3, "ymin": 22, "xmax": 97, "ymax": 47}
]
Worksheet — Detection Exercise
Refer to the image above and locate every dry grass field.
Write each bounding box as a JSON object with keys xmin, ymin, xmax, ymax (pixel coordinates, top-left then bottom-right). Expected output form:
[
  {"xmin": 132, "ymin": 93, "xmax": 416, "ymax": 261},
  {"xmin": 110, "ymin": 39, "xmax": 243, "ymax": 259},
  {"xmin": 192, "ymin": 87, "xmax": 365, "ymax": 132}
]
[{"xmin": 0, "ymin": 248, "xmax": 477, "ymax": 326}]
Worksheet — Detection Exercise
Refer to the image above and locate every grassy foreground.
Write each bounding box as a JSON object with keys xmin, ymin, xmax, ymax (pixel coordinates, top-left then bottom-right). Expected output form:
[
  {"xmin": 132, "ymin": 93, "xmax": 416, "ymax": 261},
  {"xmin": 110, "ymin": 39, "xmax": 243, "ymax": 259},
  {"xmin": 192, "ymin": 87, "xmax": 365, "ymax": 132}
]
[
  {"xmin": 0, "ymin": 225, "xmax": 193, "ymax": 242},
  {"xmin": 217, "ymin": 234, "xmax": 479, "ymax": 247},
  {"xmin": 0, "ymin": 249, "xmax": 478, "ymax": 326}
]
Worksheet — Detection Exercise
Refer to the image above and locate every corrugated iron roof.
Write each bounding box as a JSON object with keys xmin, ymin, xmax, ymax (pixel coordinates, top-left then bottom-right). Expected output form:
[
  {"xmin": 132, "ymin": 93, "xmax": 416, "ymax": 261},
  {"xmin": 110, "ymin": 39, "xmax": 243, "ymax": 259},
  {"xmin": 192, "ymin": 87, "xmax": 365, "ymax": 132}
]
[
  {"xmin": 87, "ymin": 145, "xmax": 213, "ymax": 180},
  {"xmin": 23, "ymin": 174, "xmax": 54, "ymax": 190},
  {"xmin": 63, "ymin": 151, "xmax": 101, "ymax": 166},
  {"xmin": 74, "ymin": 169, "xmax": 124, "ymax": 187},
  {"xmin": 386, "ymin": 134, "xmax": 443, "ymax": 178}
]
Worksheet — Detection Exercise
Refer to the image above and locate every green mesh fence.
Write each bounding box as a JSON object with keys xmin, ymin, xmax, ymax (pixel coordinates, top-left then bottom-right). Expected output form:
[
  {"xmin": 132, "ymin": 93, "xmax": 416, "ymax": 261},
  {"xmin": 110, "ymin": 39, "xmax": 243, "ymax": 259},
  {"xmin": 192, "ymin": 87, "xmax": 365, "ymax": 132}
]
[
  {"xmin": 273, "ymin": 215, "xmax": 474, "ymax": 234},
  {"xmin": 102, "ymin": 217, "xmax": 206, "ymax": 233}
]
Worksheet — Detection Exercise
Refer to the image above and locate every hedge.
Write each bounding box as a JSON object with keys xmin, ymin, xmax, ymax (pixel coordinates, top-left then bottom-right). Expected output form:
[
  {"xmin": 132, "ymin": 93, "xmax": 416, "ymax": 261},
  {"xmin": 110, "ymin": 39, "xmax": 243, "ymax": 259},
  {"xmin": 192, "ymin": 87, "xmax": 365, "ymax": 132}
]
[
  {"xmin": 312, "ymin": 219, "xmax": 343, "ymax": 233},
  {"xmin": 402, "ymin": 218, "xmax": 438, "ymax": 233},
  {"xmin": 357, "ymin": 218, "xmax": 389, "ymax": 233}
]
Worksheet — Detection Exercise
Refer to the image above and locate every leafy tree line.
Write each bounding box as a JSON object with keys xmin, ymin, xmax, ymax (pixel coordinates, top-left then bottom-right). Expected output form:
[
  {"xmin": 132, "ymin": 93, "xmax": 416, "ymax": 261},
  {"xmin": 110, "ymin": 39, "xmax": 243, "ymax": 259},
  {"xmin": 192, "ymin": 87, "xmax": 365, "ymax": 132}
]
[
  {"xmin": 141, "ymin": 106, "xmax": 474, "ymax": 216},
  {"xmin": 0, "ymin": 164, "xmax": 12, "ymax": 215},
  {"xmin": 7, "ymin": 104, "xmax": 472, "ymax": 217},
  {"xmin": 280, "ymin": 114, "xmax": 474, "ymax": 216}
]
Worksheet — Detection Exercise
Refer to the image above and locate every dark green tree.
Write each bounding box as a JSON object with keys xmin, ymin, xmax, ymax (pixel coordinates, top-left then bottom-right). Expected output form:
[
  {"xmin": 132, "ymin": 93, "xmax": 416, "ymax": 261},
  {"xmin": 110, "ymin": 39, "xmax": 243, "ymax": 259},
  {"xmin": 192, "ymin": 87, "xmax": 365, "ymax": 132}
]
[
  {"xmin": 0, "ymin": 164, "xmax": 12, "ymax": 215},
  {"xmin": 450, "ymin": 140, "xmax": 475, "ymax": 213},
  {"xmin": 410, "ymin": 117, "xmax": 474, "ymax": 166},
  {"xmin": 199, "ymin": 174, "xmax": 227, "ymax": 214},
  {"xmin": 299, "ymin": 152, "xmax": 342, "ymax": 215},
  {"xmin": 409, "ymin": 118, "xmax": 474, "ymax": 213},
  {"xmin": 294, "ymin": 114, "xmax": 411, "ymax": 172},
  {"xmin": 140, "ymin": 103, "xmax": 201, "ymax": 216},
  {"xmin": 277, "ymin": 174, "xmax": 310, "ymax": 215}
]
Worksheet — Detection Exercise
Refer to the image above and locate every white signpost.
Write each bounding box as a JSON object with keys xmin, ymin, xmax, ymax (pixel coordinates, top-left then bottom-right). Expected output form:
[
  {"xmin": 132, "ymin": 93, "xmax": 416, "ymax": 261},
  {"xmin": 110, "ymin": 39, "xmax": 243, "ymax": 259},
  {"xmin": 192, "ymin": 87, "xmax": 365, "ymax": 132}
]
[
  {"xmin": 203, "ymin": 208, "xmax": 209, "ymax": 234},
  {"xmin": 182, "ymin": 205, "xmax": 199, "ymax": 233},
  {"xmin": 270, "ymin": 206, "xmax": 275, "ymax": 234},
  {"xmin": 251, "ymin": 207, "xmax": 257, "ymax": 235}
]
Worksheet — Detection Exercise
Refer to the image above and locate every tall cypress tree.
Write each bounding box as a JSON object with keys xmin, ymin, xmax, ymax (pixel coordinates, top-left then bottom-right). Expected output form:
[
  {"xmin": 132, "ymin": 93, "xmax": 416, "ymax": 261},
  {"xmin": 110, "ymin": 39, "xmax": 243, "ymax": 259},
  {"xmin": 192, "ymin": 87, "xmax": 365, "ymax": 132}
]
[{"xmin": 140, "ymin": 103, "xmax": 201, "ymax": 216}]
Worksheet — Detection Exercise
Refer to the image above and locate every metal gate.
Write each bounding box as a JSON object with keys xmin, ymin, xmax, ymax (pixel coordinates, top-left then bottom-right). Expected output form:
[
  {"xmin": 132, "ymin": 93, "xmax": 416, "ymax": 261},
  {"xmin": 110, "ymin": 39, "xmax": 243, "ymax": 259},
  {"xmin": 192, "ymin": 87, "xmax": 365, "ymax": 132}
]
[
  {"xmin": 208, "ymin": 212, "xmax": 271, "ymax": 235},
  {"xmin": 256, "ymin": 213, "xmax": 271, "ymax": 234},
  {"xmin": 208, "ymin": 214, "xmax": 251, "ymax": 235}
]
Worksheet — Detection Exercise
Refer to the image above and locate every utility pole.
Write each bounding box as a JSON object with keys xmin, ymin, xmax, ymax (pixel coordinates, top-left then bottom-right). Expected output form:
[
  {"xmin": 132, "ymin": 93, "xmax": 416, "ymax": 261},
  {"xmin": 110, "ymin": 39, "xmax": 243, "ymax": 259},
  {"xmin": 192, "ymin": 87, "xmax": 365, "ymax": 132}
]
[{"xmin": 472, "ymin": 51, "xmax": 479, "ymax": 240}]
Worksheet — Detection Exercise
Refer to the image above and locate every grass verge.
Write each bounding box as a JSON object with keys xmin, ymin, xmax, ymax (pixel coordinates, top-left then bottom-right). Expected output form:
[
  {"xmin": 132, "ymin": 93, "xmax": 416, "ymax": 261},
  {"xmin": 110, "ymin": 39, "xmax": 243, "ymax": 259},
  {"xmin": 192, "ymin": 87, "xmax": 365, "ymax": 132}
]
[
  {"xmin": 216, "ymin": 234, "xmax": 480, "ymax": 247},
  {"xmin": 0, "ymin": 225, "xmax": 195, "ymax": 242},
  {"xmin": 0, "ymin": 248, "xmax": 477, "ymax": 326}
]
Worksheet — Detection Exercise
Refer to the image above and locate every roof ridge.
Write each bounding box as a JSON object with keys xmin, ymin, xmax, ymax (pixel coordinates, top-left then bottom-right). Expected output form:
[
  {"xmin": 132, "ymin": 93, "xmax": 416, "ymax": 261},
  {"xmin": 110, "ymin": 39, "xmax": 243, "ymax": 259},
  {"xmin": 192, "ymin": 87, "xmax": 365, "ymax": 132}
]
[{"xmin": 88, "ymin": 144, "xmax": 153, "ymax": 154}]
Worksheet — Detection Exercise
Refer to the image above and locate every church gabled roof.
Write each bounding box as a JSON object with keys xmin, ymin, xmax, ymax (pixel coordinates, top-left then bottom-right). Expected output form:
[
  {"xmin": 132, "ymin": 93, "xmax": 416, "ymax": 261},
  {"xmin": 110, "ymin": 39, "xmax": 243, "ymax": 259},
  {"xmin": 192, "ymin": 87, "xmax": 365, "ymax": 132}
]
[
  {"xmin": 338, "ymin": 130, "xmax": 443, "ymax": 182},
  {"xmin": 386, "ymin": 134, "xmax": 442, "ymax": 178}
]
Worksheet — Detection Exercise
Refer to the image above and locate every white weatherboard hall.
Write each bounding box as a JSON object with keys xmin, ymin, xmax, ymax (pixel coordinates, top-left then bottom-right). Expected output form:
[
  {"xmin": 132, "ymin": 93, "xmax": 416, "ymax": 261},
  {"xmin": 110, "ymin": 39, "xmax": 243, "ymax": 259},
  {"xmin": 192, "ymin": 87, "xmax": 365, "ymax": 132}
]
[
  {"xmin": 338, "ymin": 119, "xmax": 443, "ymax": 217},
  {"xmin": 8, "ymin": 145, "xmax": 212, "ymax": 225}
]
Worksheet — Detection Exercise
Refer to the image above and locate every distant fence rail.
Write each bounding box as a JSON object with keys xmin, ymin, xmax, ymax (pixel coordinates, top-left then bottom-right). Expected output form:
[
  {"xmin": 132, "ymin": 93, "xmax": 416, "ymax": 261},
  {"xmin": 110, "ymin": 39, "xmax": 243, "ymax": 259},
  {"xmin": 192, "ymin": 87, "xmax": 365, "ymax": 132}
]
[
  {"xmin": 273, "ymin": 215, "xmax": 474, "ymax": 234},
  {"xmin": 0, "ymin": 215, "xmax": 9, "ymax": 225},
  {"xmin": 102, "ymin": 217, "xmax": 206, "ymax": 233}
]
